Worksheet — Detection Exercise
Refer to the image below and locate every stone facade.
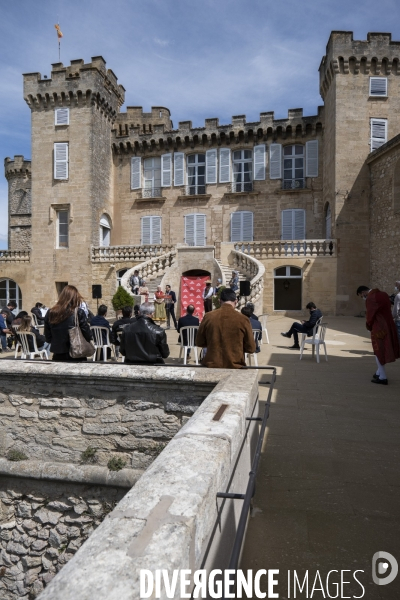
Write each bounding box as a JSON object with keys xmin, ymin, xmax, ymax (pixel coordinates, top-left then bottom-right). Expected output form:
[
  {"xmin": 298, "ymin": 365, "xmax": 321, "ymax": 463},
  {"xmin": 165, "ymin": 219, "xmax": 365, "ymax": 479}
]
[{"xmin": 1, "ymin": 32, "xmax": 400, "ymax": 314}]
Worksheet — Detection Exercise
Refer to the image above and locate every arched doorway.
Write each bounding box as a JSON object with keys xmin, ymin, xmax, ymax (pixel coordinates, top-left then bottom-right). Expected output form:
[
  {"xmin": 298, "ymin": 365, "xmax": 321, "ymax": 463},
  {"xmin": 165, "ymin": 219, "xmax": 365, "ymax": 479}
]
[
  {"xmin": 180, "ymin": 269, "xmax": 210, "ymax": 320},
  {"xmin": 0, "ymin": 278, "xmax": 23, "ymax": 311},
  {"xmin": 274, "ymin": 266, "xmax": 302, "ymax": 310}
]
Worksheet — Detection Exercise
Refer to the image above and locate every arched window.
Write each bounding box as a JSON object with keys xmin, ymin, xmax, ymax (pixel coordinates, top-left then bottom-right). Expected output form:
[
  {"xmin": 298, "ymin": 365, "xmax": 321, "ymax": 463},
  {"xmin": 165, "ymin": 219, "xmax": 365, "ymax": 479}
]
[
  {"xmin": 325, "ymin": 204, "xmax": 332, "ymax": 239},
  {"xmin": 0, "ymin": 278, "xmax": 23, "ymax": 311},
  {"xmin": 393, "ymin": 159, "xmax": 400, "ymax": 214},
  {"xmin": 99, "ymin": 214, "xmax": 111, "ymax": 247},
  {"xmin": 117, "ymin": 268, "xmax": 128, "ymax": 287},
  {"xmin": 273, "ymin": 266, "xmax": 302, "ymax": 311},
  {"xmin": 283, "ymin": 145, "xmax": 305, "ymax": 189}
]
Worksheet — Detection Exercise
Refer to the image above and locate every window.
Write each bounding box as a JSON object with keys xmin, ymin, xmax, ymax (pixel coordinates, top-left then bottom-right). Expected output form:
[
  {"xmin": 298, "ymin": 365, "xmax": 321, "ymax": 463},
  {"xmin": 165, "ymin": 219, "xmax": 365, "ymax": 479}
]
[
  {"xmin": 174, "ymin": 153, "xmax": 185, "ymax": 186},
  {"xmin": 232, "ymin": 150, "xmax": 253, "ymax": 192},
  {"xmin": 131, "ymin": 157, "xmax": 141, "ymax": 190},
  {"xmin": 141, "ymin": 216, "xmax": 161, "ymax": 244},
  {"xmin": 55, "ymin": 108, "xmax": 69, "ymax": 126},
  {"xmin": 54, "ymin": 143, "xmax": 68, "ymax": 180},
  {"xmin": 369, "ymin": 77, "xmax": 388, "ymax": 97},
  {"xmin": 117, "ymin": 268, "xmax": 128, "ymax": 287},
  {"xmin": 57, "ymin": 210, "xmax": 69, "ymax": 248},
  {"xmin": 231, "ymin": 211, "xmax": 253, "ymax": 242},
  {"xmin": 0, "ymin": 278, "xmax": 22, "ymax": 311},
  {"xmin": 281, "ymin": 209, "xmax": 306, "ymax": 240},
  {"xmin": 283, "ymin": 145, "xmax": 305, "ymax": 189},
  {"xmin": 184, "ymin": 214, "xmax": 206, "ymax": 246},
  {"xmin": 187, "ymin": 154, "xmax": 206, "ymax": 195},
  {"xmin": 370, "ymin": 118, "xmax": 388, "ymax": 152},
  {"xmin": 100, "ymin": 214, "xmax": 111, "ymax": 247},
  {"xmin": 143, "ymin": 157, "xmax": 161, "ymax": 197}
]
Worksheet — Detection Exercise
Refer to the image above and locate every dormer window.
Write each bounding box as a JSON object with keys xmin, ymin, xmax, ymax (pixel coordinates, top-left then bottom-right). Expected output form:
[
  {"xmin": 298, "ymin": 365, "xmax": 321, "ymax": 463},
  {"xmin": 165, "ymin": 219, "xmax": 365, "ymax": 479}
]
[{"xmin": 55, "ymin": 108, "xmax": 69, "ymax": 126}]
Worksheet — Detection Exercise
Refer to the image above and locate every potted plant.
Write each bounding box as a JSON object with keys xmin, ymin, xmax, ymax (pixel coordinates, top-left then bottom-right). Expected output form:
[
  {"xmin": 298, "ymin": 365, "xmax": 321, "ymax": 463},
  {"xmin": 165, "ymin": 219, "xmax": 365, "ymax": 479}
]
[
  {"xmin": 212, "ymin": 285, "xmax": 226, "ymax": 309},
  {"xmin": 112, "ymin": 286, "xmax": 134, "ymax": 318}
]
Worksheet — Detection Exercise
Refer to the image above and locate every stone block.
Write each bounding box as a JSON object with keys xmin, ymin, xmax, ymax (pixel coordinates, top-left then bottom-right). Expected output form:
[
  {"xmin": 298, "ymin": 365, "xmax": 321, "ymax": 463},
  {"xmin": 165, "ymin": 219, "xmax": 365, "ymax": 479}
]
[
  {"xmin": 82, "ymin": 424, "xmax": 129, "ymax": 435},
  {"xmin": 8, "ymin": 395, "xmax": 33, "ymax": 406},
  {"xmin": 19, "ymin": 409, "xmax": 38, "ymax": 419},
  {"xmin": 0, "ymin": 408, "xmax": 17, "ymax": 417}
]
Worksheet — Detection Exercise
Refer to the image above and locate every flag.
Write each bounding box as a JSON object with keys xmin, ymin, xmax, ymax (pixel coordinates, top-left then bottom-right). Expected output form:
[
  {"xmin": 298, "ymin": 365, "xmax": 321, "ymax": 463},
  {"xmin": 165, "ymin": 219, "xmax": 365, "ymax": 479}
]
[{"xmin": 55, "ymin": 24, "xmax": 63, "ymax": 39}]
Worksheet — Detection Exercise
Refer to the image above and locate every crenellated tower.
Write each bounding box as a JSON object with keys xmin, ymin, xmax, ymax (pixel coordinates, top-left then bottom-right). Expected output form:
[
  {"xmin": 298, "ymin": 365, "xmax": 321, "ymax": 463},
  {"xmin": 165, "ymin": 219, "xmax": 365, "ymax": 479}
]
[
  {"xmin": 319, "ymin": 32, "xmax": 400, "ymax": 314},
  {"xmin": 4, "ymin": 156, "xmax": 32, "ymax": 251},
  {"xmin": 23, "ymin": 56, "xmax": 125, "ymax": 304}
]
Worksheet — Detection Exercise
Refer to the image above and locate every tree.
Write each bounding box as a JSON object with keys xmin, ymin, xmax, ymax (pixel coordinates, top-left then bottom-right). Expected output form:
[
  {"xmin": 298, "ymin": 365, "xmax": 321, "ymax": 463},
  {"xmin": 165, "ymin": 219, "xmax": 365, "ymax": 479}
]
[
  {"xmin": 112, "ymin": 286, "xmax": 134, "ymax": 312},
  {"xmin": 212, "ymin": 286, "xmax": 226, "ymax": 309}
]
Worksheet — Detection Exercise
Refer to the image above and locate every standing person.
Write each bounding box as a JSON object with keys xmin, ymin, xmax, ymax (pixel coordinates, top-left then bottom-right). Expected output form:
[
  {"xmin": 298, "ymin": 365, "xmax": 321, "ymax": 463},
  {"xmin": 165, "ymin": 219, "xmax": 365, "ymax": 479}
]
[
  {"xmin": 139, "ymin": 279, "xmax": 149, "ymax": 302},
  {"xmin": 281, "ymin": 302, "xmax": 322, "ymax": 350},
  {"xmin": 357, "ymin": 285, "xmax": 400, "ymax": 385},
  {"xmin": 392, "ymin": 279, "xmax": 400, "ymax": 342},
  {"xmin": 119, "ymin": 303, "xmax": 170, "ymax": 365},
  {"xmin": 203, "ymin": 281, "xmax": 214, "ymax": 314},
  {"xmin": 153, "ymin": 286, "xmax": 166, "ymax": 323},
  {"xmin": 130, "ymin": 270, "xmax": 141, "ymax": 295},
  {"xmin": 17, "ymin": 315, "xmax": 50, "ymax": 357},
  {"xmin": 44, "ymin": 285, "xmax": 93, "ymax": 362},
  {"xmin": 164, "ymin": 285, "xmax": 177, "ymax": 330},
  {"xmin": 0, "ymin": 310, "xmax": 12, "ymax": 353},
  {"xmin": 196, "ymin": 288, "xmax": 255, "ymax": 369},
  {"xmin": 177, "ymin": 304, "xmax": 199, "ymax": 361},
  {"xmin": 229, "ymin": 271, "xmax": 239, "ymax": 293}
]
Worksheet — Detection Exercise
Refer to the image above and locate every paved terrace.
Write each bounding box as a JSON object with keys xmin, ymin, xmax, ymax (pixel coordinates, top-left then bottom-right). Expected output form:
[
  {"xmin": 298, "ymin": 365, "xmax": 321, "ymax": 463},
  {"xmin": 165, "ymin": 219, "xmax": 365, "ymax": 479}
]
[{"xmin": 1, "ymin": 315, "xmax": 400, "ymax": 598}]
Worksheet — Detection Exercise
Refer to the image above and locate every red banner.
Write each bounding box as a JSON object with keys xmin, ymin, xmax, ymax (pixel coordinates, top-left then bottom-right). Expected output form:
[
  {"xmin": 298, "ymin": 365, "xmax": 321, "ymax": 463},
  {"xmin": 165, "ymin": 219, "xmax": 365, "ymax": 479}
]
[{"xmin": 180, "ymin": 275, "xmax": 209, "ymax": 321}]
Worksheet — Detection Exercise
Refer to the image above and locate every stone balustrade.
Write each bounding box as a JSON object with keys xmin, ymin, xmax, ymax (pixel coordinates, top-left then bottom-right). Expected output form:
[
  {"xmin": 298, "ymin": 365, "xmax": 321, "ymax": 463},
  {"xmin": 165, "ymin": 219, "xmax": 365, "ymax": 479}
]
[
  {"xmin": 234, "ymin": 239, "xmax": 336, "ymax": 258},
  {"xmin": 0, "ymin": 250, "xmax": 30, "ymax": 262},
  {"xmin": 230, "ymin": 250, "xmax": 265, "ymax": 310},
  {"xmin": 90, "ymin": 244, "xmax": 175, "ymax": 263},
  {"xmin": 120, "ymin": 249, "xmax": 177, "ymax": 291}
]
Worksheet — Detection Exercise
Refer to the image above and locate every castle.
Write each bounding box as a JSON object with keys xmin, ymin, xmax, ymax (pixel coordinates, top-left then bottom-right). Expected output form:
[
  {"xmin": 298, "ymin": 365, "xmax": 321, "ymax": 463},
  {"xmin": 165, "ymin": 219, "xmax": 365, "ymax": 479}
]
[{"xmin": 2, "ymin": 31, "xmax": 400, "ymax": 317}]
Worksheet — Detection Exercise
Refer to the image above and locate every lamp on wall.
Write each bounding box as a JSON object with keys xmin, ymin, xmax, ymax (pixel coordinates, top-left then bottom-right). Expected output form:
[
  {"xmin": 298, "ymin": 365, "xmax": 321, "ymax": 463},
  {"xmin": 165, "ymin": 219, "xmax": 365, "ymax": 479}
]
[{"xmin": 283, "ymin": 280, "xmax": 290, "ymax": 291}]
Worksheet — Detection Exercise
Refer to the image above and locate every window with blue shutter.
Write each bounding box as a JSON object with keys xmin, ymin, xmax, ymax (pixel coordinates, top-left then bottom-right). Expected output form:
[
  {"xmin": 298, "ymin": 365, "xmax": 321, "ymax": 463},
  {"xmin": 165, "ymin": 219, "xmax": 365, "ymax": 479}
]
[{"xmin": 54, "ymin": 143, "xmax": 68, "ymax": 180}]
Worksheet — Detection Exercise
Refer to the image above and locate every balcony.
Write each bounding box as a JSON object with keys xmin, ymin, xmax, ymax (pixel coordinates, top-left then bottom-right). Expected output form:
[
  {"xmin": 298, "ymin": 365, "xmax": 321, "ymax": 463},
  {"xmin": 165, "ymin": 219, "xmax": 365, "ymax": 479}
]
[
  {"xmin": 234, "ymin": 239, "xmax": 336, "ymax": 257},
  {"xmin": 282, "ymin": 178, "xmax": 306, "ymax": 190},
  {"xmin": 229, "ymin": 181, "xmax": 254, "ymax": 193},
  {"xmin": 136, "ymin": 188, "xmax": 165, "ymax": 202},
  {"xmin": 0, "ymin": 250, "xmax": 30, "ymax": 262},
  {"xmin": 184, "ymin": 184, "xmax": 207, "ymax": 196}
]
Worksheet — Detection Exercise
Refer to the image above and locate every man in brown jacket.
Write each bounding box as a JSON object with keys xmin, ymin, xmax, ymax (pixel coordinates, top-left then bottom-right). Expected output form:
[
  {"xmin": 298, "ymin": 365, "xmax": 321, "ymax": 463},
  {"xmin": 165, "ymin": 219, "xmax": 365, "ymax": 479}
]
[{"xmin": 196, "ymin": 288, "xmax": 256, "ymax": 368}]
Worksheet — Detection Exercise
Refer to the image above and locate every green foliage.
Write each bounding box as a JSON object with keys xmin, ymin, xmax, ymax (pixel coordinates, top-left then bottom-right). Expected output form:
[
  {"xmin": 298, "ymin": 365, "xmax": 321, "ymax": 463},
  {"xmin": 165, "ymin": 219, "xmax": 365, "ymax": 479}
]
[
  {"xmin": 7, "ymin": 449, "xmax": 28, "ymax": 461},
  {"xmin": 80, "ymin": 446, "xmax": 97, "ymax": 464},
  {"xmin": 112, "ymin": 286, "xmax": 134, "ymax": 312},
  {"xmin": 212, "ymin": 285, "xmax": 226, "ymax": 309},
  {"xmin": 107, "ymin": 456, "xmax": 127, "ymax": 471}
]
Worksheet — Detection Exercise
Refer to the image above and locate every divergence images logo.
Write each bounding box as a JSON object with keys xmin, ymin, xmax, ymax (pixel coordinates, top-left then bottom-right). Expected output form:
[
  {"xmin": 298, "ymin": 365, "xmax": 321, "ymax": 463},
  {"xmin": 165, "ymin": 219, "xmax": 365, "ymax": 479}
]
[{"xmin": 372, "ymin": 552, "xmax": 398, "ymax": 586}]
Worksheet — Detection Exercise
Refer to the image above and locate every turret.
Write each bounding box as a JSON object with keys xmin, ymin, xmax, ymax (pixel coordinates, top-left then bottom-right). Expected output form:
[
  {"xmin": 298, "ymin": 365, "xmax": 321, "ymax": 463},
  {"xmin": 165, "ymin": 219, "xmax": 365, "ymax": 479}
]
[{"xmin": 4, "ymin": 156, "xmax": 32, "ymax": 250}]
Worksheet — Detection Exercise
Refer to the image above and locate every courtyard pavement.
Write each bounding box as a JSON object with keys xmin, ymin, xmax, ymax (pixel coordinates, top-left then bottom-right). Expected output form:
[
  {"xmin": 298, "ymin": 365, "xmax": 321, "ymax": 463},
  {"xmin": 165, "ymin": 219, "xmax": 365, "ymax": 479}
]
[{"xmin": 2, "ymin": 315, "xmax": 400, "ymax": 598}]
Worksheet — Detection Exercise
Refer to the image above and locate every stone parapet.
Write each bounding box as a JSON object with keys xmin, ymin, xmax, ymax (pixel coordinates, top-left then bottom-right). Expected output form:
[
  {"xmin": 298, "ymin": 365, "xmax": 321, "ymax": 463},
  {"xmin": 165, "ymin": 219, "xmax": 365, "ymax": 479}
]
[
  {"xmin": 91, "ymin": 243, "xmax": 175, "ymax": 262},
  {"xmin": 4, "ymin": 156, "xmax": 31, "ymax": 180},
  {"xmin": 0, "ymin": 250, "xmax": 30, "ymax": 261},
  {"xmin": 23, "ymin": 57, "xmax": 125, "ymax": 123}
]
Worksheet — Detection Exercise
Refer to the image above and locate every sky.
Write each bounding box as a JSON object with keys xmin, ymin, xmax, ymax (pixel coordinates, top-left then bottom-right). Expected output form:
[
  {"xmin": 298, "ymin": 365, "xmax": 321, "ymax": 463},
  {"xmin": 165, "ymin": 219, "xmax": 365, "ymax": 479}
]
[{"xmin": 1, "ymin": 0, "xmax": 400, "ymax": 248}]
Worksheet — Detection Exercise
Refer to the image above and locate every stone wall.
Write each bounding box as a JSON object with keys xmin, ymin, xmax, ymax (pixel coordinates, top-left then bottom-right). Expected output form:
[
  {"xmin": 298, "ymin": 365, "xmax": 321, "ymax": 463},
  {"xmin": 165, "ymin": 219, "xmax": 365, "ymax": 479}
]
[
  {"xmin": 0, "ymin": 477, "xmax": 126, "ymax": 600},
  {"xmin": 367, "ymin": 139, "xmax": 400, "ymax": 291}
]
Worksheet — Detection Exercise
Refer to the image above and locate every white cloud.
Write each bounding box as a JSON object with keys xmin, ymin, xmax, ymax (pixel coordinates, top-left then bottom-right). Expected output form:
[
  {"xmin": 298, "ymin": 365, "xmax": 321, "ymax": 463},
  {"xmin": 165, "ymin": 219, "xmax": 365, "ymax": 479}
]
[{"xmin": 154, "ymin": 37, "xmax": 169, "ymax": 47}]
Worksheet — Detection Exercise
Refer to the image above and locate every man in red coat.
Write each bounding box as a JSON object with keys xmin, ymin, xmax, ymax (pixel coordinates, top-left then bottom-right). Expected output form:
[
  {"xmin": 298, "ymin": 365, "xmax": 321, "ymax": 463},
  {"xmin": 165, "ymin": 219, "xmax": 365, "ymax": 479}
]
[{"xmin": 357, "ymin": 286, "xmax": 400, "ymax": 385}]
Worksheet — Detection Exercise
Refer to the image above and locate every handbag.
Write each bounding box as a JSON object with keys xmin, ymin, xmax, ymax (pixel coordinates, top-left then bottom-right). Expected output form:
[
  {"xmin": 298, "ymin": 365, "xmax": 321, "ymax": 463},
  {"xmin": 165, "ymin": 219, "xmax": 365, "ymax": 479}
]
[{"xmin": 69, "ymin": 308, "xmax": 95, "ymax": 358}]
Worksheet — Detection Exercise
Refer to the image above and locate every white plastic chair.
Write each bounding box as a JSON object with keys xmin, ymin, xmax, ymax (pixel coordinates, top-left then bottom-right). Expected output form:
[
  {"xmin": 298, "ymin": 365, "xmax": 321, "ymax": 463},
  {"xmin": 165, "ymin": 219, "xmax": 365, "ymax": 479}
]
[
  {"xmin": 115, "ymin": 331, "xmax": 125, "ymax": 363},
  {"xmin": 259, "ymin": 314, "xmax": 270, "ymax": 344},
  {"xmin": 12, "ymin": 324, "xmax": 21, "ymax": 358},
  {"xmin": 300, "ymin": 320, "xmax": 328, "ymax": 363},
  {"xmin": 245, "ymin": 330, "xmax": 260, "ymax": 367},
  {"xmin": 18, "ymin": 332, "xmax": 48, "ymax": 360},
  {"xmin": 31, "ymin": 312, "xmax": 44, "ymax": 332},
  {"xmin": 178, "ymin": 326, "xmax": 199, "ymax": 365},
  {"xmin": 90, "ymin": 326, "xmax": 115, "ymax": 362}
]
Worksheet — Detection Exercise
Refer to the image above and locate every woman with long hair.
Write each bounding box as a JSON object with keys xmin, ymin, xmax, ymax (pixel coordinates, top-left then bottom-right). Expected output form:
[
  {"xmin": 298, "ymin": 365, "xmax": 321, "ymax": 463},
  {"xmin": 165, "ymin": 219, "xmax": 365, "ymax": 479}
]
[
  {"xmin": 44, "ymin": 285, "xmax": 92, "ymax": 362},
  {"xmin": 18, "ymin": 315, "xmax": 50, "ymax": 357}
]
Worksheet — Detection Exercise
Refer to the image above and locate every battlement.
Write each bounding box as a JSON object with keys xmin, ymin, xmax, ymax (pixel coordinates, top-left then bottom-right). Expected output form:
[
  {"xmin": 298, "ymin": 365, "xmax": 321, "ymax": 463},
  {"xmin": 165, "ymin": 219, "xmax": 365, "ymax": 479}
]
[
  {"xmin": 115, "ymin": 106, "xmax": 173, "ymax": 135},
  {"xmin": 112, "ymin": 107, "xmax": 324, "ymax": 154},
  {"xmin": 4, "ymin": 156, "xmax": 31, "ymax": 180},
  {"xmin": 319, "ymin": 31, "xmax": 400, "ymax": 99},
  {"xmin": 23, "ymin": 57, "xmax": 125, "ymax": 123}
]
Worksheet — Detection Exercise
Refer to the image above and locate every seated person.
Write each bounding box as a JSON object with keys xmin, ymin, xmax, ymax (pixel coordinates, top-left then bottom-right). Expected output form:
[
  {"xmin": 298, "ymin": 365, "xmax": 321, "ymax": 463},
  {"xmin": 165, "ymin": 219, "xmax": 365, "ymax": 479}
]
[
  {"xmin": 120, "ymin": 303, "xmax": 169, "ymax": 365},
  {"xmin": 246, "ymin": 302, "xmax": 259, "ymax": 321},
  {"xmin": 90, "ymin": 305, "xmax": 114, "ymax": 345},
  {"xmin": 112, "ymin": 305, "xmax": 136, "ymax": 348},
  {"xmin": 17, "ymin": 315, "xmax": 50, "ymax": 356},
  {"xmin": 0, "ymin": 310, "xmax": 12, "ymax": 353},
  {"xmin": 31, "ymin": 302, "xmax": 46, "ymax": 325},
  {"xmin": 241, "ymin": 306, "xmax": 262, "ymax": 352},
  {"xmin": 281, "ymin": 302, "xmax": 322, "ymax": 350},
  {"xmin": 1, "ymin": 301, "xmax": 18, "ymax": 328},
  {"xmin": 177, "ymin": 304, "xmax": 200, "ymax": 359}
]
